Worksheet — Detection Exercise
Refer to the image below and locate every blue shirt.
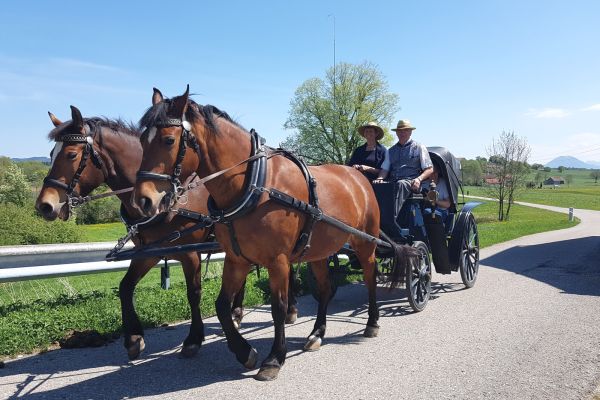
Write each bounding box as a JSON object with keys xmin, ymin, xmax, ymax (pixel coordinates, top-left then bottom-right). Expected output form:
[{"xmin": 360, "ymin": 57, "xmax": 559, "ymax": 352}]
[{"xmin": 381, "ymin": 139, "xmax": 432, "ymax": 180}]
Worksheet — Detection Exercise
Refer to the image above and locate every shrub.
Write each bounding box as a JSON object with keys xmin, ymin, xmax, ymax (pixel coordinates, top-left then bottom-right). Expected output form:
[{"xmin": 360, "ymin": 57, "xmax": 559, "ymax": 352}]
[
  {"xmin": 0, "ymin": 203, "xmax": 83, "ymax": 245},
  {"xmin": 75, "ymin": 192, "xmax": 121, "ymax": 225}
]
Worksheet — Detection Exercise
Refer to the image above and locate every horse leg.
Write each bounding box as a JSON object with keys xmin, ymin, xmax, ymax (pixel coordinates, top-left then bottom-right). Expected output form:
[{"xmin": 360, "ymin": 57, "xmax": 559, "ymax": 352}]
[
  {"xmin": 286, "ymin": 265, "xmax": 299, "ymax": 324},
  {"xmin": 119, "ymin": 257, "xmax": 159, "ymax": 360},
  {"xmin": 255, "ymin": 257, "xmax": 290, "ymax": 381},
  {"xmin": 354, "ymin": 243, "xmax": 380, "ymax": 337},
  {"xmin": 180, "ymin": 251, "xmax": 204, "ymax": 358},
  {"xmin": 303, "ymin": 259, "xmax": 331, "ymax": 351},
  {"xmin": 231, "ymin": 278, "xmax": 246, "ymax": 330},
  {"xmin": 215, "ymin": 257, "xmax": 257, "ymax": 369}
]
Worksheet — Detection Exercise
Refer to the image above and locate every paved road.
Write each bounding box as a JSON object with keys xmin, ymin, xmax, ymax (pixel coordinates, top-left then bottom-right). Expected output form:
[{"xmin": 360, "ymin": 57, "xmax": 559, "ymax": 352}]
[{"xmin": 1, "ymin": 205, "xmax": 599, "ymax": 399}]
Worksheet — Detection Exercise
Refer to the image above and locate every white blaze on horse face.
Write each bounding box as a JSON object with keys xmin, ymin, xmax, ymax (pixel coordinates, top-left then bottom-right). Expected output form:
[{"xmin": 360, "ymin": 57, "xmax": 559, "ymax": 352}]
[
  {"xmin": 145, "ymin": 127, "xmax": 157, "ymax": 144},
  {"xmin": 51, "ymin": 142, "xmax": 63, "ymax": 166}
]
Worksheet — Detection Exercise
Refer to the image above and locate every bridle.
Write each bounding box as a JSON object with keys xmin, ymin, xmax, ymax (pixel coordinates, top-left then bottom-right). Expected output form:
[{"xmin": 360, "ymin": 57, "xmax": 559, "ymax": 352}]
[
  {"xmin": 136, "ymin": 118, "xmax": 201, "ymax": 209},
  {"xmin": 43, "ymin": 125, "xmax": 107, "ymax": 211}
]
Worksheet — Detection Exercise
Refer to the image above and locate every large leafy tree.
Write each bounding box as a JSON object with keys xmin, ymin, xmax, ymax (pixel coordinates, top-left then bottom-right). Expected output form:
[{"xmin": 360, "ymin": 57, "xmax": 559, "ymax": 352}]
[{"xmin": 283, "ymin": 62, "xmax": 399, "ymax": 164}]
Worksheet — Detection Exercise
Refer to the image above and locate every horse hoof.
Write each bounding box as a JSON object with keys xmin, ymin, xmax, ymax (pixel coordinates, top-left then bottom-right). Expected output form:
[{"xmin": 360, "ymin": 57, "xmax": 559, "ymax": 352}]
[
  {"xmin": 243, "ymin": 347, "xmax": 258, "ymax": 370},
  {"xmin": 303, "ymin": 334, "xmax": 322, "ymax": 352},
  {"xmin": 285, "ymin": 311, "xmax": 298, "ymax": 324},
  {"xmin": 254, "ymin": 365, "xmax": 280, "ymax": 381},
  {"xmin": 180, "ymin": 343, "xmax": 200, "ymax": 358},
  {"xmin": 232, "ymin": 318, "xmax": 241, "ymax": 330},
  {"xmin": 363, "ymin": 325, "xmax": 379, "ymax": 338},
  {"xmin": 127, "ymin": 336, "xmax": 145, "ymax": 360}
]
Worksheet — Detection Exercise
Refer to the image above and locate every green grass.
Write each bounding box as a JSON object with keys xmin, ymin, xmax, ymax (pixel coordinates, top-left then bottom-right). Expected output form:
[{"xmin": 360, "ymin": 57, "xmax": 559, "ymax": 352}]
[
  {"xmin": 79, "ymin": 222, "xmax": 127, "ymax": 242},
  {"xmin": 0, "ymin": 266, "xmax": 269, "ymax": 357},
  {"xmin": 464, "ymin": 185, "xmax": 600, "ymax": 211},
  {"xmin": 469, "ymin": 201, "xmax": 578, "ymax": 248},
  {"xmin": 0, "ymin": 199, "xmax": 579, "ymax": 358}
]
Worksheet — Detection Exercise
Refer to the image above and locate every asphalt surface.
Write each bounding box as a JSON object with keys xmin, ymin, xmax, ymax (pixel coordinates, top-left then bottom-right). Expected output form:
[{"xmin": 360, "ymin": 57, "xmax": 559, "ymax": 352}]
[{"xmin": 1, "ymin": 204, "xmax": 599, "ymax": 400}]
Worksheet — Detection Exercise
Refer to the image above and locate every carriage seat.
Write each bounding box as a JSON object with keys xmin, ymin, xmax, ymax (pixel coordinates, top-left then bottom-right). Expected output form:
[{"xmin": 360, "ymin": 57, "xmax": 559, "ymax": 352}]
[{"xmin": 371, "ymin": 180, "xmax": 426, "ymax": 240}]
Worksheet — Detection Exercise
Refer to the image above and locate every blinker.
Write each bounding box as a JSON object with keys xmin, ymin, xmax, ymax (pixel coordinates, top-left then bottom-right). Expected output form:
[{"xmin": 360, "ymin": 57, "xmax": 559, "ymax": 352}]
[
  {"xmin": 182, "ymin": 121, "xmax": 192, "ymax": 131},
  {"xmin": 86, "ymin": 136, "xmax": 94, "ymax": 145}
]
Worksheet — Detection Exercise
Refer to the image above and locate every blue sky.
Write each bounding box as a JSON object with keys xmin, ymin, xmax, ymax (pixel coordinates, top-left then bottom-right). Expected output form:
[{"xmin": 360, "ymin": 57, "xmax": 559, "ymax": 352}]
[{"xmin": 1, "ymin": 0, "xmax": 600, "ymax": 164}]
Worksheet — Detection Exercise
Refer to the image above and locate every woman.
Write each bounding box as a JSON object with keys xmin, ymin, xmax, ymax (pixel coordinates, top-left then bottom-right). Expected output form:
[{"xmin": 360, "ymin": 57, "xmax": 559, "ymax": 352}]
[{"xmin": 347, "ymin": 121, "xmax": 388, "ymax": 181}]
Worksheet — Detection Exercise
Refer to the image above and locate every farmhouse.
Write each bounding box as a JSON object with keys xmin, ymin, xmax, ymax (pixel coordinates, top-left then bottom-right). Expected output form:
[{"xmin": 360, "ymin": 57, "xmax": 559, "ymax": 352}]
[{"xmin": 544, "ymin": 176, "xmax": 565, "ymax": 185}]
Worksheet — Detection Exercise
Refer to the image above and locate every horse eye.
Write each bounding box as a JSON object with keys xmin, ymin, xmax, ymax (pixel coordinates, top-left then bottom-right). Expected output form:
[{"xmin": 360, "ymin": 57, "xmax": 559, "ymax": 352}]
[
  {"xmin": 67, "ymin": 152, "xmax": 78, "ymax": 160},
  {"xmin": 164, "ymin": 136, "xmax": 176, "ymax": 146}
]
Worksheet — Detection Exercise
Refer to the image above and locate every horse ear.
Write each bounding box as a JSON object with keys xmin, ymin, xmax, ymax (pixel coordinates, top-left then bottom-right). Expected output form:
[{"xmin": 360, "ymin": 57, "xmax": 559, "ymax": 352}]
[
  {"xmin": 69, "ymin": 105, "xmax": 85, "ymax": 133},
  {"xmin": 48, "ymin": 111, "xmax": 62, "ymax": 127},
  {"xmin": 152, "ymin": 87, "xmax": 164, "ymax": 105},
  {"xmin": 172, "ymin": 84, "xmax": 189, "ymax": 117}
]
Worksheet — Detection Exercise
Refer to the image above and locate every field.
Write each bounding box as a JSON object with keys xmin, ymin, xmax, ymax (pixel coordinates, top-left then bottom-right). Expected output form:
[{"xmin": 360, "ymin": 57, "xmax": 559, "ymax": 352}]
[
  {"xmin": 464, "ymin": 167, "xmax": 600, "ymax": 211},
  {"xmin": 0, "ymin": 200, "xmax": 578, "ymax": 358}
]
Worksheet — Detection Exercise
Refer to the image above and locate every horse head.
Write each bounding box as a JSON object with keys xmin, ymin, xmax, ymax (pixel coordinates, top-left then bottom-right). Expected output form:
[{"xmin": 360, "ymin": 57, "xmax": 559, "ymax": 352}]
[
  {"xmin": 36, "ymin": 106, "xmax": 109, "ymax": 221},
  {"xmin": 134, "ymin": 86, "xmax": 203, "ymax": 216}
]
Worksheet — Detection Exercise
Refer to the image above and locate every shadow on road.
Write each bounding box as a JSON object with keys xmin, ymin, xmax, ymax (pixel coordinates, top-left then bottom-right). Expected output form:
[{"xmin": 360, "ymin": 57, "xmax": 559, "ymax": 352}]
[
  {"xmin": 1, "ymin": 278, "xmax": 467, "ymax": 399},
  {"xmin": 481, "ymin": 236, "xmax": 600, "ymax": 296}
]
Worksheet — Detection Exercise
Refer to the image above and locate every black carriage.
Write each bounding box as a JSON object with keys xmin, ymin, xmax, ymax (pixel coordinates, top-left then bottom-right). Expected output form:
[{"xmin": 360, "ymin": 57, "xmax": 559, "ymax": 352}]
[{"xmin": 314, "ymin": 146, "xmax": 481, "ymax": 312}]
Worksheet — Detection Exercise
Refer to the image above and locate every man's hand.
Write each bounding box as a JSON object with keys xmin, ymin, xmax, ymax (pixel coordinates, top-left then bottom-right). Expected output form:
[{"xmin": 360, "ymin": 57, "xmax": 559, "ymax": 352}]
[
  {"xmin": 353, "ymin": 164, "xmax": 364, "ymax": 172},
  {"xmin": 411, "ymin": 177, "xmax": 421, "ymax": 192}
]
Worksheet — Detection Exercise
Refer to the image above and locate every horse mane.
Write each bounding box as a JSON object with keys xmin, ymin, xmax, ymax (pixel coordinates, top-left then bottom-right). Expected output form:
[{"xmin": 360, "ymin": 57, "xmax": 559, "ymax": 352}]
[
  {"xmin": 48, "ymin": 117, "xmax": 140, "ymax": 141},
  {"xmin": 138, "ymin": 95, "xmax": 245, "ymax": 135}
]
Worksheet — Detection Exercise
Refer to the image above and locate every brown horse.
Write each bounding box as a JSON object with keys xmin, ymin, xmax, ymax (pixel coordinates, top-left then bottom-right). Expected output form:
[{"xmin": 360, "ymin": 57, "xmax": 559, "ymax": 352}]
[
  {"xmin": 35, "ymin": 105, "xmax": 261, "ymax": 360},
  {"xmin": 132, "ymin": 87, "xmax": 415, "ymax": 381}
]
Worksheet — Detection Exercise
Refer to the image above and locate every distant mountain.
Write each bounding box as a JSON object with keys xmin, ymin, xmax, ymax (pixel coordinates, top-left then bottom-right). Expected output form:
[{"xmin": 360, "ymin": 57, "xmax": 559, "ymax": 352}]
[
  {"xmin": 588, "ymin": 160, "xmax": 600, "ymax": 168},
  {"xmin": 12, "ymin": 157, "xmax": 50, "ymax": 164},
  {"xmin": 545, "ymin": 156, "xmax": 597, "ymax": 169}
]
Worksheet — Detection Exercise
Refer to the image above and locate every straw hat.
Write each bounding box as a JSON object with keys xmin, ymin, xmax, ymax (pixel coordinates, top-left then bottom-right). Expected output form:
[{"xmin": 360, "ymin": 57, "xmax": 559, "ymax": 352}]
[
  {"xmin": 358, "ymin": 122, "xmax": 384, "ymax": 141},
  {"xmin": 391, "ymin": 119, "xmax": 416, "ymax": 131}
]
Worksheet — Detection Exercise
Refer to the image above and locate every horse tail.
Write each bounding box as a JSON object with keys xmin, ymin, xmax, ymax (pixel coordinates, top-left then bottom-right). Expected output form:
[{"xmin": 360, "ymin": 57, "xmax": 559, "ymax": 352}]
[{"xmin": 379, "ymin": 231, "xmax": 419, "ymax": 289}]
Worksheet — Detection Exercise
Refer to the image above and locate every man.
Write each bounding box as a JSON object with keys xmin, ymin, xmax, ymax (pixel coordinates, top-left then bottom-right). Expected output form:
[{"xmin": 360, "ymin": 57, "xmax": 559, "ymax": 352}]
[{"xmin": 373, "ymin": 119, "xmax": 433, "ymax": 235}]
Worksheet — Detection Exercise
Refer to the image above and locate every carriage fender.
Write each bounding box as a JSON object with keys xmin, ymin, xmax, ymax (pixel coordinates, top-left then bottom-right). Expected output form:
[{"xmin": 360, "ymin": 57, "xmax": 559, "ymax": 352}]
[{"xmin": 447, "ymin": 202, "xmax": 481, "ymax": 268}]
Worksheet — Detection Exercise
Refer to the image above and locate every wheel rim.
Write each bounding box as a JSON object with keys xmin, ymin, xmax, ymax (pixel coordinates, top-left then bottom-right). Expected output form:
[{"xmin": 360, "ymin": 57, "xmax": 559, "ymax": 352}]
[
  {"xmin": 461, "ymin": 218, "xmax": 479, "ymax": 283},
  {"xmin": 410, "ymin": 247, "xmax": 431, "ymax": 307}
]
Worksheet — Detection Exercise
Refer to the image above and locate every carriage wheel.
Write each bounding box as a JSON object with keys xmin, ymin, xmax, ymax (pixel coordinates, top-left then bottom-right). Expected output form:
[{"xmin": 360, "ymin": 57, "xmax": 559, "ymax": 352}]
[
  {"xmin": 306, "ymin": 255, "xmax": 341, "ymax": 302},
  {"xmin": 459, "ymin": 214, "xmax": 480, "ymax": 288},
  {"xmin": 406, "ymin": 241, "xmax": 431, "ymax": 312}
]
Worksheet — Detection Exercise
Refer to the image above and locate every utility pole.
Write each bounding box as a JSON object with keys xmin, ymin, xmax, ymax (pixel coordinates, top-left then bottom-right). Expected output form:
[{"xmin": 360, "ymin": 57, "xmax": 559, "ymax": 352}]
[{"xmin": 328, "ymin": 14, "xmax": 336, "ymax": 109}]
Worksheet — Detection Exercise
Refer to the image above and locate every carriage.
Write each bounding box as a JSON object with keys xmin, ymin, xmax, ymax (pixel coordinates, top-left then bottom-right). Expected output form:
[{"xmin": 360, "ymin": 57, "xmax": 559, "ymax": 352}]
[{"xmin": 316, "ymin": 146, "xmax": 481, "ymax": 312}]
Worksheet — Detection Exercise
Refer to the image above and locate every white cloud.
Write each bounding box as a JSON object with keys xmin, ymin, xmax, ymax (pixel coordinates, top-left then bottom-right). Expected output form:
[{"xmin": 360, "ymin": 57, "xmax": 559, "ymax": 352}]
[
  {"xmin": 525, "ymin": 108, "xmax": 571, "ymax": 118},
  {"xmin": 49, "ymin": 58, "xmax": 122, "ymax": 72},
  {"xmin": 582, "ymin": 104, "xmax": 600, "ymax": 112}
]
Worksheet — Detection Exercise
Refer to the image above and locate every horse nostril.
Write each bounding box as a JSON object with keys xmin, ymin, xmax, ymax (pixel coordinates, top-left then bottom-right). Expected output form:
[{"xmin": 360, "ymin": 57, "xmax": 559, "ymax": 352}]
[
  {"xmin": 38, "ymin": 202, "xmax": 54, "ymax": 217},
  {"xmin": 139, "ymin": 197, "xmax": 152, "ymax": 214}
]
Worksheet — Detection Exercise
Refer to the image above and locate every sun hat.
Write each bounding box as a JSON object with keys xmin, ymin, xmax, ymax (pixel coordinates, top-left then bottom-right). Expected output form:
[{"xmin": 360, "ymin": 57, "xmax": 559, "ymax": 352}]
[
  {"xmin": 391, "ymin": 119, "xmax": 416, "ymax": 131},
  {"xmin": 358, "ymin": 121, "xmax": 384, "ymax": 141}
]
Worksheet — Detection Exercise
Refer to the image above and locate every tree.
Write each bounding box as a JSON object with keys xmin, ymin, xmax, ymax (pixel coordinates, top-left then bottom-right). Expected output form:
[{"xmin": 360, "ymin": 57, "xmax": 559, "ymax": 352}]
[
  {"xmin": 0, "ymin": 162, "xmax": 30, "ymax": 207},
  {"xmin": 530, "ymin": 163, "xmax": 544, "ymax": 170},
  {"xmin": 565, "ymin": 174, "xmax": 574, "ymax": 186},
  {"xmin": 461, "ymin": 159, "xmax": 483, "ymax": 185},
  {"xmin": 590, "ymin": 170, "xmax": 600, "ymax": 184},
  {"xmin": 485, "ymin": 131, "xmax": 531, "ymax": 221},
  {"xmin": 534, "ymin": 171, "xmax": 547, "ymax": 185},
  {"xmin": 283, "ymin": 62, "xmax": 399, "ymax": 164},
  {"xmin": 558, "ymin": 166, "xmax": 566, "ymax": 173}
]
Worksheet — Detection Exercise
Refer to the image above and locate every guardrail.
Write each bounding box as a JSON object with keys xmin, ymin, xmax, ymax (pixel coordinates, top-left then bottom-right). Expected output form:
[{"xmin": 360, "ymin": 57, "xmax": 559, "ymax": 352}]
[{"xmin": 0, "ymin": 242, "xmax": 225, "ymax": 289}]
